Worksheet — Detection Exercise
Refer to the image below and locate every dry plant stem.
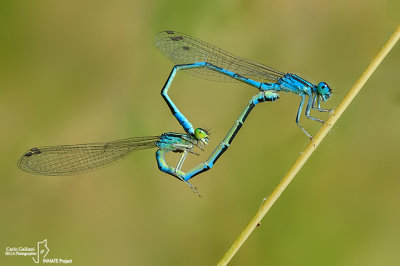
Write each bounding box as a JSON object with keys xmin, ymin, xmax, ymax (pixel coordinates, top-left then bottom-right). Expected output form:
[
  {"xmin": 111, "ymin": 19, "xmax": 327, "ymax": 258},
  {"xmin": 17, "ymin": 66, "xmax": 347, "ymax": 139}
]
[{"xmin": 217, "ymin": 26, "xmax": 400, "ymax": 266}]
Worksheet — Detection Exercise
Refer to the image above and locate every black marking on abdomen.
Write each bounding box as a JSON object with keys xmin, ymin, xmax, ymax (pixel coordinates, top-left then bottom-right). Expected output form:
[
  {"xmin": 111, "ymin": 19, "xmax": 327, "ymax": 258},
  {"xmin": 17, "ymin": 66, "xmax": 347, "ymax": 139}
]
[
  {"xmin": 161, "ymin": 93, "xmax": 176, "ymax": 114},
  {"xmin": 212, "ymin": 145, "xmax": 228, "ymax": 164},
  {"xmin": 242, "ymin": 103, "xmax": 255, "ymax": 123},
  {"xmin": 228, "ymin": 122, "xmax": 243, "ymax": 144},
  {"xmin": 191, "ymin": 165, "xmax": 211, "ymax": 178},
  {"xmin": 213, "ymin": 65, "xmax": 223, "ymax": 71},
  {"xmin": 233, "ymin": 73, "xmax": 245, "ymax": 79}
]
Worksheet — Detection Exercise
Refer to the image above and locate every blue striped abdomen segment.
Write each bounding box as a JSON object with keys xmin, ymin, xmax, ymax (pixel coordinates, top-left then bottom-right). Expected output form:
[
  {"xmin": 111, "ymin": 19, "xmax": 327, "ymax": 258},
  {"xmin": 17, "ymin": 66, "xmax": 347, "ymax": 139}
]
[{"xmin": 181, "ymin": 62, "xmax": 265, "ymax": 89}]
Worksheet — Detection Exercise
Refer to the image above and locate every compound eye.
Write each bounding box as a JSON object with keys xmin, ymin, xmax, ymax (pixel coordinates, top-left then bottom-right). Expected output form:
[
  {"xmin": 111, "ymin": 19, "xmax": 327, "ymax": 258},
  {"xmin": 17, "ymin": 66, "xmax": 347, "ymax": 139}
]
[
  {"xmin": 317, "ymin": 82, "xmax": 330, "ymax": 94},
  {"xmin": 194, "ymin": 128, "xmax": 209, "ymax": 141}
]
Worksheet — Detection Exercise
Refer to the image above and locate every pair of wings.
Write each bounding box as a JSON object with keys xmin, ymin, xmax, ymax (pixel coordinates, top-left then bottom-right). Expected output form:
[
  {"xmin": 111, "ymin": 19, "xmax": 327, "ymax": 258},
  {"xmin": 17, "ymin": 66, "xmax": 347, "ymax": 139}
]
[
  {"xmin": 154, "ymin": 30, "xmax": 284, "ymax": 83},
  {"xmin": 17, "ymin": 136, "xmax": 160, "ymax": 176}
]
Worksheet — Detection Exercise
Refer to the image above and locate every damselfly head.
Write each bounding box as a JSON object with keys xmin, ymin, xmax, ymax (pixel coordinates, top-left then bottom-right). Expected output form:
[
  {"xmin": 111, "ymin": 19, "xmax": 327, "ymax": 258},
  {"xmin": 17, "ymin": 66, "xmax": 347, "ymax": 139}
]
[
  {"xmin": 317, "ymin": 82, "xmax": 332, "ymax": 102},
  {"xmin": 194, "ymin": 128, "xmax": 209, "ymax": 145}
]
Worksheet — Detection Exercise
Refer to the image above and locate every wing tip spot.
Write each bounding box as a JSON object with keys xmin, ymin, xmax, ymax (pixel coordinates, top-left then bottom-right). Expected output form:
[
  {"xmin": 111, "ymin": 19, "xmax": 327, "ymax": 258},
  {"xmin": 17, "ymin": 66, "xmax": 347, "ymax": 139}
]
[{"xmin": 24, "ymin": 147, "xmax": 41, "ymax": 157}]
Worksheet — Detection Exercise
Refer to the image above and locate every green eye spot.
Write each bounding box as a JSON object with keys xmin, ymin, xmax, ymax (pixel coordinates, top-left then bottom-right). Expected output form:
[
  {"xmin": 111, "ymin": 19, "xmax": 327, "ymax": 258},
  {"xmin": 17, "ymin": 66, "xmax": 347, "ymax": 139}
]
[{"xmin": 194, "ymin": 128, "xmax": 208, "ymax": 141}]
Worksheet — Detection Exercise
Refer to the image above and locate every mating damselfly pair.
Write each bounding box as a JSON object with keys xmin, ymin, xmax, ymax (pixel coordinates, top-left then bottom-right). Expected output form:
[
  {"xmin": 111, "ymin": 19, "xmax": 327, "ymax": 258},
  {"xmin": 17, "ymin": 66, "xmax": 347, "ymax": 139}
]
[{"xmin": 18, "ymin": 30, "xmax": 333, "ymax": 192}]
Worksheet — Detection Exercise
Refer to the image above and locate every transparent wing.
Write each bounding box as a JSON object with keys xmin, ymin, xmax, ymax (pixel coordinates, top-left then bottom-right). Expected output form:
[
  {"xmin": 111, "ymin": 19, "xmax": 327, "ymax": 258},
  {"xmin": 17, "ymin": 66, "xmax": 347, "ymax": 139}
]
[
  {"xmin": 17, "ymin": 136, "xmax": 160, "ymax": 176},
  {"xmin": 155, "ymin": 30, "xmax": 285, "ymax": 82}
]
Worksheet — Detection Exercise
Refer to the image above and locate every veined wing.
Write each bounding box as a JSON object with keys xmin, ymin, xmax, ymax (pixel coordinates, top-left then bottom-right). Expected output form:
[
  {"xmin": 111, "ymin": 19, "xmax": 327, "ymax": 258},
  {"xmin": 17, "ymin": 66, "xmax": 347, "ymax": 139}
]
[
  {"xmin": 17, "ymin": 136, "xmax": 160, "ymax": 176},
  {"xmin": 155, "ymin": 30, "xmax": 284, "ymax": 82}
]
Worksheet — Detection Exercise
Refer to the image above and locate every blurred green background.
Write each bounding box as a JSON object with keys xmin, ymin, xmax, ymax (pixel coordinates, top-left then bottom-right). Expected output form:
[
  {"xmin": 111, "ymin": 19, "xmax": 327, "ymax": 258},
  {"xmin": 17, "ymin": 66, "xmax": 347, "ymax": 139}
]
[{"xmin": 1, "ymin": 0, "xmax": 399, "ymax": 265}]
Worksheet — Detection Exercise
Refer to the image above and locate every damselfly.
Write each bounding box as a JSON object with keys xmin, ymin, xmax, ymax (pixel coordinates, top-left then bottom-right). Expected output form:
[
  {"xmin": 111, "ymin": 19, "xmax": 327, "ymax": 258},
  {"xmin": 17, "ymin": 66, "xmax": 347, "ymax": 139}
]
[
  {"xmin": 17, "ymin": 129, "xmax": 209, "ymax": 192},
  {"xmin": 155, "ymin": 30, "xmax": 333, "ymax": 139}
]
